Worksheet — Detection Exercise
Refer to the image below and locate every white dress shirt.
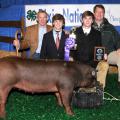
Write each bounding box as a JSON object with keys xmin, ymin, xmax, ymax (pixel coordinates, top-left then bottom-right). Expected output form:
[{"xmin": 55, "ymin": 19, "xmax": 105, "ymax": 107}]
[{"xmin": 82, "ymin": 27, "xmax": 91, "ymax": 35}]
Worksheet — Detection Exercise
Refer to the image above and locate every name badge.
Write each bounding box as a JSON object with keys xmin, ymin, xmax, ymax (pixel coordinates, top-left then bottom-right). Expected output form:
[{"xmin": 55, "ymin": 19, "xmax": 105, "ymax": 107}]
[{"xmin": 94, "ymin": 47, "xmax": 105, "ymax": 61}]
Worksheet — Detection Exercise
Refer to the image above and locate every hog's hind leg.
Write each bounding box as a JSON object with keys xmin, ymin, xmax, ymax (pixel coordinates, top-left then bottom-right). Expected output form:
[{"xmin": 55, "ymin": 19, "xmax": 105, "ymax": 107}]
[{"xmin": 0, "ymin": 87, "xmax": 11, "ymax": 118}]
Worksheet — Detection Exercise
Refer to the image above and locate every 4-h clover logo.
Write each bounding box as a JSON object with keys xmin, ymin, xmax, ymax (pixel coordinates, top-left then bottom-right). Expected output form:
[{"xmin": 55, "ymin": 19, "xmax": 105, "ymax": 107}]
[{"xmin": 27, "ymin": 10, "xmax": 37, "ymax": 21}]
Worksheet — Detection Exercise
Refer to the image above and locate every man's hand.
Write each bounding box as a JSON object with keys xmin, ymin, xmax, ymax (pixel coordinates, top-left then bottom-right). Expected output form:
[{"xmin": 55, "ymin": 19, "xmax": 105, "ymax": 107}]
[
  {"xmin": 116, "ymin": 49, "xmax": 120, "ymax": 55},
  {"xmin": 104, "ymin": 53, "xmax": 108, "ymax": 60},
  {"xmin": 13, "ymin": 39, "xmax": 20, "ymax": 50},
  {"xmin": 64, "ymin": 30, "xmax": 70, "ymax": 35}
]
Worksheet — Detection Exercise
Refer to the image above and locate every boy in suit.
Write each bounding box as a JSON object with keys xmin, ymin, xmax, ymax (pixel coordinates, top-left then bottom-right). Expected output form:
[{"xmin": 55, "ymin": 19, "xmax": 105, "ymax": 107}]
[
  {"xmin": 73, "ymin": 11, "xmax": 102, "ymax": 68},
  {"xmin": 40, "ymin": 14, "xmax": 68, "ymax": 59}
]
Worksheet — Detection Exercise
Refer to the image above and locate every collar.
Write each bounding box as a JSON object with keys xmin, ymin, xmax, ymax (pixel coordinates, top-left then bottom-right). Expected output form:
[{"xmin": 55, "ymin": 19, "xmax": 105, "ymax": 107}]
[
  {"xmin": 53, "ymin": 29, "xmax": 62, "ymax": 35},
  {"xmin": 82, "ymin": 26, "xmax": 91, "ymax": 34},
  {"xmin": 39, "ymin": 25, "xmax": 47, "ymax": 28}
]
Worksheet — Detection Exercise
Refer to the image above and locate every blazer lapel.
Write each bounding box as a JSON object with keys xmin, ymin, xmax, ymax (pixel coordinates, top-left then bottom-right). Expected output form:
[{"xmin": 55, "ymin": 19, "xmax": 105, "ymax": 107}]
[
  {"xmin": 31, "ymin": 24, "xmax": 39, "ymax": 55},
  {"xmin": 49, "ymin": 30, "xmax": 57, "ymax": 50},
  {"xmin": 58, "ymin": 31, "xmax": 66, "ymax": 51},
  {"xmin": 46, "ymin": 25, "xmax": 52, "ymax": 32}
]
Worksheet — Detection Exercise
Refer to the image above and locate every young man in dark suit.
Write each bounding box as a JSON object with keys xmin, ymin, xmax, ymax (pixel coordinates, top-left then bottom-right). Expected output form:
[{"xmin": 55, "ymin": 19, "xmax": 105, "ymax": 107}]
[
  {"xmin": 40, "ymin": 14, "xmax": 68, "ymax": 59},
  {"xmin": 73, "ymin": 11, "xmax": 102, "ymax": 68}
]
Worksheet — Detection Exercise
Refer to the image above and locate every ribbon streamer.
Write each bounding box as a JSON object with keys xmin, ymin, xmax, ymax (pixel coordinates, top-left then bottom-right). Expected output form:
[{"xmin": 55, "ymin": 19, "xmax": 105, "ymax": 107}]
[{"xmin": 64, "ymin": 37, "xmax": 75, "ymax": 61}]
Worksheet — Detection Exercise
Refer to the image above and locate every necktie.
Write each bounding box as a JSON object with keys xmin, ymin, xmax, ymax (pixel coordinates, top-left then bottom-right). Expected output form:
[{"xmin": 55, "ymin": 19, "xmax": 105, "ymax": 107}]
[{"xmin": 56, "ymin": 32, "xmax": 60, "ymax": 49}]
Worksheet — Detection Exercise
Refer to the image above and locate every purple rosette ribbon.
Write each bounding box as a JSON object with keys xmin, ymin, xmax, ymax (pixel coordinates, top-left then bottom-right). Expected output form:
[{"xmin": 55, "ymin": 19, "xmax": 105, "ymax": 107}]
[{"xmin": 64, "ymin": 37, "xmax": 75, "ymax": 61}]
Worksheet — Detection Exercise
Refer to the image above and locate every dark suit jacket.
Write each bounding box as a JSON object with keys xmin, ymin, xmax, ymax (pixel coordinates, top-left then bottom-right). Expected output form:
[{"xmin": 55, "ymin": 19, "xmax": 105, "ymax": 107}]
[
  {"xmin": 40, "ymin": 30, "xmax": 68, "ymax": 59},
  {"xmin": 74, "ymin": 26, "xmax": 102, "ymax": 67}
]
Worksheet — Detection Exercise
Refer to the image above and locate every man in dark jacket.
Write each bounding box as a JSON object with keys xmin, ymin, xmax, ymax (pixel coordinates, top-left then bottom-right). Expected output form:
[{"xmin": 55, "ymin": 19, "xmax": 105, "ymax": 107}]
[
  {"xmin": 73, "ymin": 11, "xmax": 102, "ymax": 68},
  {"xmin": 93, "ymin": 4, "xmax": 120, "ymax": 88}
]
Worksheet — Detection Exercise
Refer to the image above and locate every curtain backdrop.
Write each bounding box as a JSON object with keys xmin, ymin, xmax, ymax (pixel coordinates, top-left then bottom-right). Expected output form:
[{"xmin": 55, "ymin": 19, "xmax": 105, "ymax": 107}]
[{"xmin": 0, "ymin": 5, "xmax": 24, "ymax": 51}]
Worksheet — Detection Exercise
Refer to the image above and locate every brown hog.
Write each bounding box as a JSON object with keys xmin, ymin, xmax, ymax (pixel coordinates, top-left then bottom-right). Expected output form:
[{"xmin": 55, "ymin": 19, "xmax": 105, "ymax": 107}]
[{"xmin": 0, "ymin": 56, "xmax": 96, "ymax": 118}]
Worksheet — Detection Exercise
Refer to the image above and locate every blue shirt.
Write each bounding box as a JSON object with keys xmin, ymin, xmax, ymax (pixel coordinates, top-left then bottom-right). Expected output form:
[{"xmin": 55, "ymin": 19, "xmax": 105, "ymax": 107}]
[{"xmin": 36, "ymin": 26, "xmax": 46, "ymax": 53}]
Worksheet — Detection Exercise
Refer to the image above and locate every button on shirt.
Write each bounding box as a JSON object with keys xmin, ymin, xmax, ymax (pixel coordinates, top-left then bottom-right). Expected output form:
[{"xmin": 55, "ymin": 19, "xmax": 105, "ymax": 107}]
[{"xmin": 36, "ymin": 26, "xmax": 47, "ymax": 53}]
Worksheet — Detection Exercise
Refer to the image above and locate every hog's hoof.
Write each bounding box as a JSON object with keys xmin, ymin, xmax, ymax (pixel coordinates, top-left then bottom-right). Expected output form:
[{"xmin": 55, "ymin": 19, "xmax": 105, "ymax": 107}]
[
  {"xmin": 0, "ymin": 116, "xmax": 7, "ymax": 120},
  {"xmin": 0, "ymin": 117, "xmax": 5, "ymax": 120},
  {"xmin": 0, "ymin": 111, "xmax": 6, "ymax": 119},
  {"xmin": 67, "ymin": 110, "xmax": 74, "ymax": 116},
  {"xmin": 58, "ymin": 102, "xmax": 63, "ymax": 107},
  {"xmin": 68, "ymin": 112, "xmax": 74, "ymax": 116}
]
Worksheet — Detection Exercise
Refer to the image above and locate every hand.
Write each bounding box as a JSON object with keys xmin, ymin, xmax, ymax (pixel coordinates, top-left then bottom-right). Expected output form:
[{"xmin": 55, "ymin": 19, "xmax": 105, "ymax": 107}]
[
  {"xmin": 64, "ymin": 30, "xmax": 70, "ymax": 35},
  {"xmin": 104, "ymin": 54, "xmax": 108, "ymax": 60},
  {"xmin": 116, "ymin": 49, "xmax": 120, "ymax": 55},
  {"xmin": 13, "ymin": 39, "xmax": 20, "ymax": 49}
]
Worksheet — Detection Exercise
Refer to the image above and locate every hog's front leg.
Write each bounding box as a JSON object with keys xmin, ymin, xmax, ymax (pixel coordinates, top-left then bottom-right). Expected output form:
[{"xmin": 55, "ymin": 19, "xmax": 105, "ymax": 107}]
[
  {"xmin": 0, "ymin": 102, "xmax": 6, "ymax": 118},
  {"xmin": 55, "ymin": 92, "xmax": 63, "ymax": 106},
  {"xmin": 59, "ymin": 88, "xmax": 74, "ymax": 115}
]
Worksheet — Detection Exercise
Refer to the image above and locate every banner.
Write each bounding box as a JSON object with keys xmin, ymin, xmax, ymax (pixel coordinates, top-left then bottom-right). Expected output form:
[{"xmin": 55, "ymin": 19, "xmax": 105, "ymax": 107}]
[{"xmin": 25, "ymin": 4, "xmax": 120, "ymax": 28}]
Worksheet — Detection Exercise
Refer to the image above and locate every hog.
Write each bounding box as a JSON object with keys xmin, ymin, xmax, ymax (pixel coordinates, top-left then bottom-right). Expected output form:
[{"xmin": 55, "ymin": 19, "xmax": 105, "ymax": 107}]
[{"xmin": 0, "ymin": 56, "xmax": 96, "ymax": 118}]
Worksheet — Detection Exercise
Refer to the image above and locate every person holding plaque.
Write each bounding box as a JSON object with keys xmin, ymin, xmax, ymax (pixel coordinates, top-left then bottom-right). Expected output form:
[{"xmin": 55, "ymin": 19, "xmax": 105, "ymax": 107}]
[
  {"xmin": 93, "ymin": 4, "xmax": 120, "ymax": 88},
  {"xmin": 73, "ymin": 11, "xmax": 102, "ymax": 68}
]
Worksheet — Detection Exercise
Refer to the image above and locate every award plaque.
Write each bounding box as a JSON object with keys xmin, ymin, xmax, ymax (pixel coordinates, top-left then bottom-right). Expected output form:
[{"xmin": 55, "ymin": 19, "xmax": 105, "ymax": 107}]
[{"xmin": 94, "ymin": 47, "xmax": 105, "ymax": 61}]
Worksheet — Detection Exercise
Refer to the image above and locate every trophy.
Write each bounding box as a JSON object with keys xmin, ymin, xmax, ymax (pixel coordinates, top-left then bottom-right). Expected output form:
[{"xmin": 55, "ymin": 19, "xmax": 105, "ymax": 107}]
[
  {"xmin": 94, "ymin": 47, "xmax": 105, "ymax": 61},
  {"xmin": 15, "ymin": 30, "xmax": 23, "ymax": 41},
  {"xmin": 15, "ymin": 30, "xmax": 23, "ymax": 56},
  {"xmin": 70, "ymin": 27, "xmax": 77, "ymax": 49}
]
